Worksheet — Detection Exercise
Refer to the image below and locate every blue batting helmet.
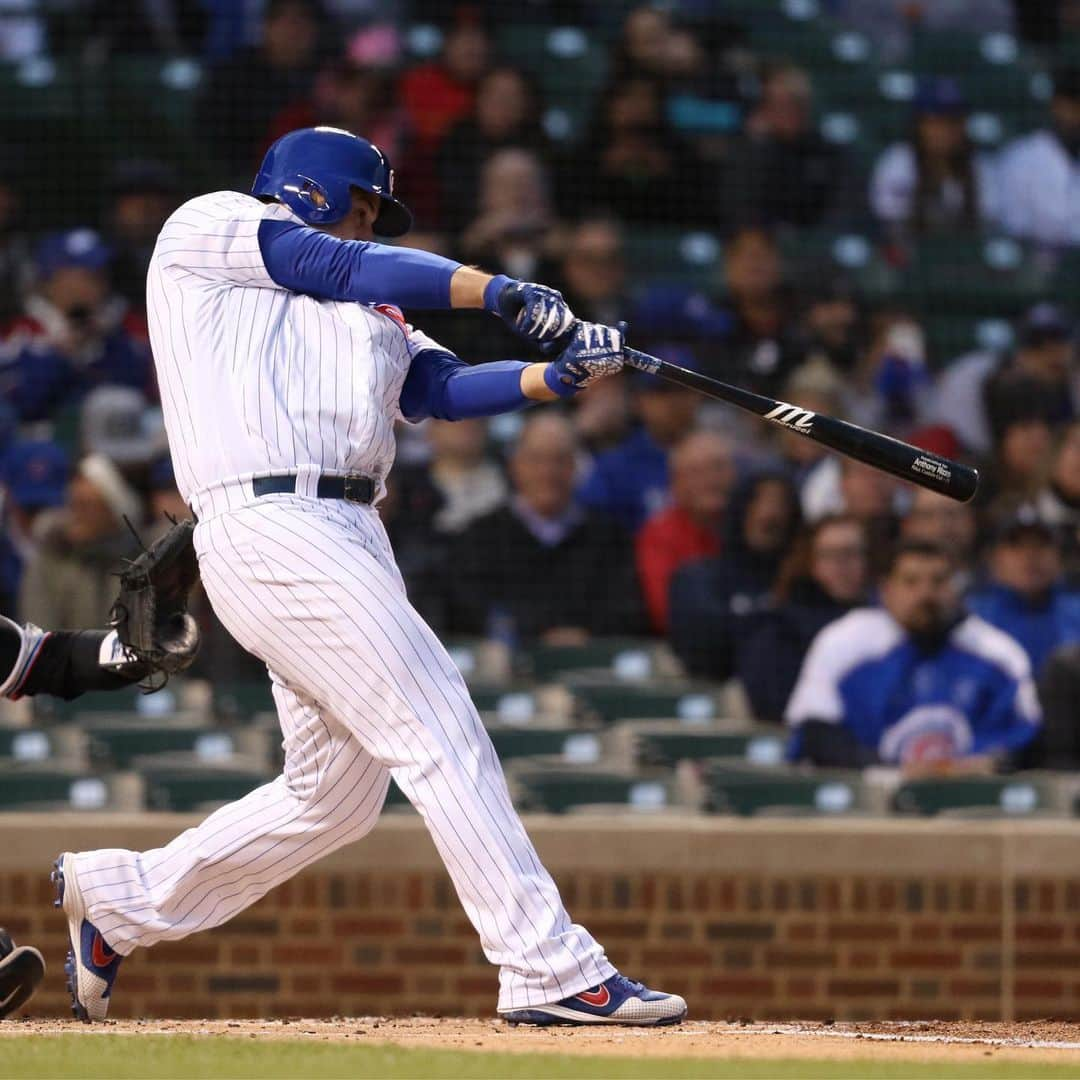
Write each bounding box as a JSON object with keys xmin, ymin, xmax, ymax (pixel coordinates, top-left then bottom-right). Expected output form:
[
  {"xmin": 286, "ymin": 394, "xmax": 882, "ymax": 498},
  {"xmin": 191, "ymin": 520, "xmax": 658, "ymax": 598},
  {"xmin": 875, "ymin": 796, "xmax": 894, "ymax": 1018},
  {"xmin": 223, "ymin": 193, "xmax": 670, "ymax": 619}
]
[{"xmin": 252, "ymin": 127, "xmax": 413, "ymax": 237}]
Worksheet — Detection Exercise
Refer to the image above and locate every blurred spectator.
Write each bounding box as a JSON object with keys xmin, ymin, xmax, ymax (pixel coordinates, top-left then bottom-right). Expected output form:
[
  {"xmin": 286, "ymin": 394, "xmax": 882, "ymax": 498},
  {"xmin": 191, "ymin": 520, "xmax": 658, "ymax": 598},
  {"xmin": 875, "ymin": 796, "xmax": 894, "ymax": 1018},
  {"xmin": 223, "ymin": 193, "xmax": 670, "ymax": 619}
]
[
  {"xmin": 900, "ymin": 486, "xmax": 978, "ymax": 584},
  {"xmin": 826, "ymin": 0, "xmax": 1013, "ymax": 63},
  {"xmin": 577, "ymin": 360, "xmax": 701, "ymax": 532},
  {"xmin": 268, "ymin": 57, "xmax": 406, "ymax": 172},
  {"xmin": 801, "ymin": 455, "xmax": 901, "ymax": 559},
  {"xmin": 787, "ymin": 539, "xmax": 1040, "ymax": 768},
  {"xmin": 1036, "ymin": 419, "xmax": 1080, "ymax": 582},
  {"xmin": 773, "ymin": 363, "xmax": 843, "ymax": 484},
  {"xmin": 737, "ymin": 514, "xmax": 870, "ymax": 724},
  {"xmin": 0, "ymin": 177, "xmax": 32, "ymax": 324},
  {"xmin": 553, "ymin": 218, "xmax": 627, "ymax": 327},
  {"xmin": 635, "ymin": 430, "xmax": 734, "ymax": 634},
  {"xmin": 566, "ymin": 380, "xmax": 633, "ymax": 456},
  {"xmin": 0, "ymin": 230, "xmax": 152, "ymax": 422},
  {"xmin": 147, "ymin": 455, "xmax": 188, "ymax": 528},
  {"xmin": 792, "ymin": 276, "xmax": 864, "ymax": 378},
  {"xmin": 20, "ymin": 453, "xmax": 142, "ymax": 629},
  {"xmin": 80, "ymin": 386, "xmax": 167, "ymax": 470},
  {"xmin": 996, "ymin": 66, "xmax": 1080, "ymax": 248},
  {"xmin": 983, "ymin": 380, "xmax": 1057, "ymax": 511},
  {"xmin": 968, "ymin": 509, "xmax": 1080, "ymax": 675},
  {"xmin": 426, "ymin": 418, "xmax": 506, "ymax": 534},
  {"xmin": 458, "ymin": 149, "xmax": 555, "ymax": 280},
  {"xmin": 847, "ymin": 310, "xmax": 930, "ymax": 432},
  {"xmin": 438, "ymin": 66, "xmax": 545, "ymax": 233},
  {"xmin": 0, "ymin": 440, "xmax": 69, "ymax": 614},
  {"xmin": 399, "ymin": 15, "xmax": 491, "ymax": 226},
  {"xmin": 198, "ymin": 0, "xmax": 325, "ymax": 182},
  {"xmin": 379, "ymin": 461, "xmax": 446, "ymax": 628},
  {"xmin": 82, "ymin": 0, "xmax": 208, "ymax": 55},
  {"xmin": 717, "ymin": 228, "xmax": 799, "ymax": 395},
  {"xmin": 566, "ymin": 76, "xmax": 712, "ymax": 224},
  {"xmin": 103, "ymin": 161, "xmax": 179, "ymax": 316},
  {"xmin": 870, "ymin": 77, "xmax": 998, "ymax": 239},
  {"xmin": 669, "ymin": 470, "xmax": 801, "ymax": 680},
  {"xmin": 932, "ymin": 303, "xmax": 1077, "ymax": 455},
  {"xmin": 443, "ymin": 413, "xmax": 644, "ymax": 643},
  {"xmin": 726, "ymin": 64, "xmax": 856, "ymax": 229},
  {"xmin": 400, "ymin": 16, "xmax": 489, "ymax": 149}
]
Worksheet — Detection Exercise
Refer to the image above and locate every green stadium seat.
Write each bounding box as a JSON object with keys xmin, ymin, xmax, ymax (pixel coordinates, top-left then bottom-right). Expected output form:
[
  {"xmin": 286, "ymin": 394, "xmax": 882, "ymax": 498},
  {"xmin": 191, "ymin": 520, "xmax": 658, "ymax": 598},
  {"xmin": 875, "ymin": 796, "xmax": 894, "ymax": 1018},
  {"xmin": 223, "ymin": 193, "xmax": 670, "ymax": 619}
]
[
  {"xmin": 0, "ymin": 59, "xmax": 81, "ymax": 120},
  {"xmin": 894, "ymin": 776, "xmax": 1049, "ymax": 816},
  {"xmin": 85, "ymin": 719, "xmax": 234, "ymax": 769},
  {"xmin": 895, "ymin": 234, "xmax": 1046, "ymax": 322},
  {"xmin": 33, "ymin": 686, "xmax": 146, "ymax": 722},
  {"xmin": 634, "ymin": 727, "xmax": 786, "ymax": 769},
  {"xmin": 488, "ymin": 726, "xmax": 602, "ymax": 764},
  {"xmin": 569, "ymin": 682, "xmax": 721, "ymax": 725},
  {"xmin": 513, "ymin": 765, "xmax": 671, "ymax": 814},
  {"xmin": 620, "ymin": 227, "xmax": 722, "ymax": 289},
  {"xmin": 0, "ymin": 728, "xmax": 56, "ymax": 763},
  {"xmin": 213, "ymin": 682, "xmax": 275, "ymax": 722},
  {"xmin": 141, "ymin": 758, "xmax": 271, "ymax": 812},
  {"xmin": 524, "ymin": 639, "xmax": 666, "ymax": 680},
  {"xmin": 704, "ymin": 761, "xmax": 868, "ymax": 817},
  {"xmin": 0, "ymin": 764, "xmax": 121, "ymax": 810}
]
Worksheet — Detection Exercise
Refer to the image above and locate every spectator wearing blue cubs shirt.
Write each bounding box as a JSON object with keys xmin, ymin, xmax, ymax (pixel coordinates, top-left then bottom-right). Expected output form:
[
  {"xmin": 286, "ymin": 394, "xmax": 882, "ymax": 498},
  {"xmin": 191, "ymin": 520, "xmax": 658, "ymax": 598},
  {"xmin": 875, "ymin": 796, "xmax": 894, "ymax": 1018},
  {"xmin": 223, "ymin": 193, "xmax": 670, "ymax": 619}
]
[
  {"xmin": 967, "ymin": 509, "xmax": 1080, "ymax": 676},
  {"xmin": 787, "ymin": 539, "xmax": 1040, "ymax": 768}
]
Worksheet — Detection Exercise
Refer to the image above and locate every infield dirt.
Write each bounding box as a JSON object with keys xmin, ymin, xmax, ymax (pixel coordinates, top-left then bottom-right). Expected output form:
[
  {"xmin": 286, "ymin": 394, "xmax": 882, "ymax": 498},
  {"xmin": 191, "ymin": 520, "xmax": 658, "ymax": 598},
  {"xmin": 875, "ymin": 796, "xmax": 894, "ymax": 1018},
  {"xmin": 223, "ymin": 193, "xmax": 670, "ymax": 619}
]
[{"xmin": 3, "ymin": 1017, "xmax": 1080, "ymax": 1068}]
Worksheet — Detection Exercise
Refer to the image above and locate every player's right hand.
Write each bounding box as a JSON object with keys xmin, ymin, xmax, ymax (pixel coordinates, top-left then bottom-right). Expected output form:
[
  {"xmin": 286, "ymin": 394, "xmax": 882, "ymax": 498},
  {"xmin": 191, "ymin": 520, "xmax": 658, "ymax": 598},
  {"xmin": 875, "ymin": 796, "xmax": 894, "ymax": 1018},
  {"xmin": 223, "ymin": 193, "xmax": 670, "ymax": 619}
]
[
  {"xmin": 491, "ymin": 279, "xmax": 576, "ymax": 346},
  {"xmin": 543, "ymin": 321, "xmax": 626, "ymax": 398}
]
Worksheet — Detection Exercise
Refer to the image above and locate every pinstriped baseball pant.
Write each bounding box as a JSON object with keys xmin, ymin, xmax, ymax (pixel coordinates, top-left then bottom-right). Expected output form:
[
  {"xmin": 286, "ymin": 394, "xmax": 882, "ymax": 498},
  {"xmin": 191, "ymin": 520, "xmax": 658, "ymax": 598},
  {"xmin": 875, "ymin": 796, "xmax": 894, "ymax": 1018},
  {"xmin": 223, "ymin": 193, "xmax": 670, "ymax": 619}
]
[{"xmin": 70, "ymin": 495, "xmax": 615, "ymax": 1010}]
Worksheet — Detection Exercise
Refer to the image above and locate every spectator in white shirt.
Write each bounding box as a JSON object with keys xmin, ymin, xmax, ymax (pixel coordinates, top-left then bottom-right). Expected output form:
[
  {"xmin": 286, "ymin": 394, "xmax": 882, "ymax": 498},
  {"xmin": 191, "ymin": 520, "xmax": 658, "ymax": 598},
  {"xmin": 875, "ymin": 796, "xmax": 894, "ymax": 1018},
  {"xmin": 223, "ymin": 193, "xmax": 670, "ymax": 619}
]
[
  {"xmin": 870, "ymin": 77, "xmax": 998, "ymax": 240},
  {"xmin": 995, "ymin": 66, "xmax": 1080, "ymax": 249}
]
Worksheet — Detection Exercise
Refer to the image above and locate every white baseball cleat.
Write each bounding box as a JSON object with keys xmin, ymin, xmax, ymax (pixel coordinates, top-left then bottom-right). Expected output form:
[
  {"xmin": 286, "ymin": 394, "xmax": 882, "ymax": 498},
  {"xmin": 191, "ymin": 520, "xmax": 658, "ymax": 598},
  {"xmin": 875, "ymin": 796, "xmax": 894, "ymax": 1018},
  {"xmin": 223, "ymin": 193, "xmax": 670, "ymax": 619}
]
[{"xmin": 499, "ymin": 973, "xmax": 687, "ymax": 1026}]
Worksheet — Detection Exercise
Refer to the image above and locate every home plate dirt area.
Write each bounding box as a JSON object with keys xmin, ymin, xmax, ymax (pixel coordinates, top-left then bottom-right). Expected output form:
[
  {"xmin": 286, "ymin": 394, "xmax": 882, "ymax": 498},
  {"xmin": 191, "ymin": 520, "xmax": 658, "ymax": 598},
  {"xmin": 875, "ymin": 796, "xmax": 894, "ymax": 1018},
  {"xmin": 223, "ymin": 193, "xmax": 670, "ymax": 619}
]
[{"xmin": 4, "ymin": 1016, "xmax": 1080, "ymax": 1067}]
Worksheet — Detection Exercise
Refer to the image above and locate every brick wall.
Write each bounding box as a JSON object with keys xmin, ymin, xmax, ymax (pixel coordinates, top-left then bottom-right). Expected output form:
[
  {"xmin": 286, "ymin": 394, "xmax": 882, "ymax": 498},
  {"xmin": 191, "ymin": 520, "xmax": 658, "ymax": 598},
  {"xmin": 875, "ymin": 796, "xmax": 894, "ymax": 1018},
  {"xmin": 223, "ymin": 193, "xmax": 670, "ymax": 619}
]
[{"xmin": 3, "ymin": 815, "xmax": 1079, "ymax": 1021}]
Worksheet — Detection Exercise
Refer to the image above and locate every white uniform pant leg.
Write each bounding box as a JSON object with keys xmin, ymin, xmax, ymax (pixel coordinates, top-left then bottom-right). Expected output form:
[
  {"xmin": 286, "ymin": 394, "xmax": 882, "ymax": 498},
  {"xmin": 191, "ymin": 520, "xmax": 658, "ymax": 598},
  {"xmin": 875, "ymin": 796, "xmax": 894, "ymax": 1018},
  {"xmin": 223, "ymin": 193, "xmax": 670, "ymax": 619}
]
[
  {"xmin": 73, "ymin": 678, "xmax": 390, "ymax": 953},
  {"xmin": 202, "ymin": 498, "xmax": 613, "ymax": 1010}
]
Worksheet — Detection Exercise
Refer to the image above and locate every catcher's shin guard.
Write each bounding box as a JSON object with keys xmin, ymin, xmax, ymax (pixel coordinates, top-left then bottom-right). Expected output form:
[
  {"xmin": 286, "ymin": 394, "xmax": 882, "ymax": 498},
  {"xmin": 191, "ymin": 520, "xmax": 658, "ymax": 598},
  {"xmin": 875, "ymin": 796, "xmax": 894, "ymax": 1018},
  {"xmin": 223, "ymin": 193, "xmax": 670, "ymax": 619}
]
[{"xmin": 0, "ymin": 927, "xmax": 45, "ymax": 1019}]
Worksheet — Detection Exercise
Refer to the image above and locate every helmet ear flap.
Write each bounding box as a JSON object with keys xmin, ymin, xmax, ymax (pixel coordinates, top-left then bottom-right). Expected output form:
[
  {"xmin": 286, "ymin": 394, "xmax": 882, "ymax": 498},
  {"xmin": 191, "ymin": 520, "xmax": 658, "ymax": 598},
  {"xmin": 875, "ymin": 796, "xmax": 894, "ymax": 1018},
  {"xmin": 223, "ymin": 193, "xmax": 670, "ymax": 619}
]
[{"xmin": 281, "ymin": 173, "xmax": 350, "ymax": 225}]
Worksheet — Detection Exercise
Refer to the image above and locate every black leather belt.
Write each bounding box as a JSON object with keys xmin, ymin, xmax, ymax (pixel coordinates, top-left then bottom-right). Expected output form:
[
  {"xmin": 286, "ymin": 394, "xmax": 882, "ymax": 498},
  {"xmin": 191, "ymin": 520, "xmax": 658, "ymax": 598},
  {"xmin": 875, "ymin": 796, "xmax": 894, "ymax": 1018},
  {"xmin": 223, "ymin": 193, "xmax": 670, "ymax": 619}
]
[{"xmin": 251, "ymin": 473, "xmax": 376, "ymax": 505}]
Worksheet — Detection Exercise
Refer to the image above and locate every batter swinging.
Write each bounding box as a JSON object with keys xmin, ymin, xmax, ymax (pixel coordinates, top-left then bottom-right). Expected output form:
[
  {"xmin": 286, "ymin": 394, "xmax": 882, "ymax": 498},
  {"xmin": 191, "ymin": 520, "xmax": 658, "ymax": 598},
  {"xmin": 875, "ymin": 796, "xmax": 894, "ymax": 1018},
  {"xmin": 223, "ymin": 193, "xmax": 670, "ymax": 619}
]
[{"xmin": 53, "ymin": 127, "xmax": 686, "ymax": 1028}]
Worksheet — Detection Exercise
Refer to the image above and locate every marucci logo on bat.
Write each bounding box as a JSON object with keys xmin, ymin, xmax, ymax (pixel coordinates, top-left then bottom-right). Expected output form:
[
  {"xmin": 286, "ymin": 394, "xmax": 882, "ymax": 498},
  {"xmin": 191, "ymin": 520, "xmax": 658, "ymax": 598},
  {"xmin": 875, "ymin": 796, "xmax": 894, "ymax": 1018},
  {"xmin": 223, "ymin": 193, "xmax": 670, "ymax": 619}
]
[{"xmin": 763, "ymin": 402, "xmax": 816, "ymax": 433}]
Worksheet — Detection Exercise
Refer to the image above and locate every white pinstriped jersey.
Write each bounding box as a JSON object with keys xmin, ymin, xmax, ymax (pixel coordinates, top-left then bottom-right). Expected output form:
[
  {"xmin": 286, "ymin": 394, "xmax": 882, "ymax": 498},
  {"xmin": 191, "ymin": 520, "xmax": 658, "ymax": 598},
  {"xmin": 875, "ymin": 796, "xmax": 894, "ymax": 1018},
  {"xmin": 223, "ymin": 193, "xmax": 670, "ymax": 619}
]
[{"xmin": 147, "ymin": 191, "xmax": 440, "ymax": 512}]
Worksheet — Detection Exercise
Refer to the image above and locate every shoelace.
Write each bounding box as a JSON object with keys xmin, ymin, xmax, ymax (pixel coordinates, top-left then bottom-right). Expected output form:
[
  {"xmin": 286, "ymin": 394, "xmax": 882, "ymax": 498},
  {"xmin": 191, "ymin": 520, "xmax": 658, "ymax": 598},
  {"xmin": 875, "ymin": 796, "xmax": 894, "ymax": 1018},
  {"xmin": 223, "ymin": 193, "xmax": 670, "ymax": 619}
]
[{"xmin": 608, "ymin": 973, "xmax": 646, "ymax": 995}]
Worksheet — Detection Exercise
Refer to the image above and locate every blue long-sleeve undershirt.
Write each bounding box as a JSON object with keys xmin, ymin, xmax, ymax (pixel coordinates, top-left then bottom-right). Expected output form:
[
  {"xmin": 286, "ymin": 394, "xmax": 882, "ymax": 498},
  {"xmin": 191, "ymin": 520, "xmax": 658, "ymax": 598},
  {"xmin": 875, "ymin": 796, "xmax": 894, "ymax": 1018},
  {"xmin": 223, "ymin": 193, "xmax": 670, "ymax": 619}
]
[
  {"xmin": 257, "ymin": 218, "xmax": 462, "ymax": 308},
  {"xmin": 399, "ymin": 352, "xmax": 534, "ymax": 422}
]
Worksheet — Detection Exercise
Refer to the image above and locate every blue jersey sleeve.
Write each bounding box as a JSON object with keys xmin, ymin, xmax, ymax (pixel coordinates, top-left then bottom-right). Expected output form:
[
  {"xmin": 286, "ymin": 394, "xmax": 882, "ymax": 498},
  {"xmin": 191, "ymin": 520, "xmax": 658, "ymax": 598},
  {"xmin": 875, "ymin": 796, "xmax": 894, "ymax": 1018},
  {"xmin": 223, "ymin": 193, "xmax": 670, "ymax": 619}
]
[
  {"xmin": 399, "ymin": 351, "xmax": 533, "ymax": 422},
  {"xmin": 257, "ymin": 218, "xmax": 461, "ymax": 308}
]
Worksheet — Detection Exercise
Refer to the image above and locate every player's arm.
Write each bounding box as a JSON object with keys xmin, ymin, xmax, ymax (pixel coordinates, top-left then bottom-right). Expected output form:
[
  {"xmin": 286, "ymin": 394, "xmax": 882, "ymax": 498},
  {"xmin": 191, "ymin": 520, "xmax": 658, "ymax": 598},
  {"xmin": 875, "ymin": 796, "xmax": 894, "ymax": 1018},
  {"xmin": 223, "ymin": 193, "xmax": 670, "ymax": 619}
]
[
  {"xmin": 257, "ymin": 219, "xmax": 573, "ymax": 346},
  {"xmin": 399, "ymin": 323, "xmax": 625, "ymax": 422}
]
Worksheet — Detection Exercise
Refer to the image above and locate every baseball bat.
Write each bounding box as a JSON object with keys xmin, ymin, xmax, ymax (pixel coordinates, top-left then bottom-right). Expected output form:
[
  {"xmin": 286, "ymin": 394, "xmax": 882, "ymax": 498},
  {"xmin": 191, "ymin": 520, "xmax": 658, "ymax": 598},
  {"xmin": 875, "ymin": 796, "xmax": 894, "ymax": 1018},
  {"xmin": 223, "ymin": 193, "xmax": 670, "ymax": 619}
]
[{"xmin": 623, "ymin": 347, "xmax": 979, "ymax": 503}]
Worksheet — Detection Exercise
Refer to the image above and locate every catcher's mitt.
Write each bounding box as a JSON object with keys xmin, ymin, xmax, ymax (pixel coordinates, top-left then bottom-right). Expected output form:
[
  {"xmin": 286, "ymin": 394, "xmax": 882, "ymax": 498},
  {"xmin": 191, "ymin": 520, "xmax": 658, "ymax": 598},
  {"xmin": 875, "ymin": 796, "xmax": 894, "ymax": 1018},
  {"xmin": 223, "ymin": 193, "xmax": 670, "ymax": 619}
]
[
  {"xmin": 0, "ymin": 927, "xmax": 44, "ymax": 1019},
  {"xmin": 110, "ymin": 517, "xmax": 201, "ymax": 689}
]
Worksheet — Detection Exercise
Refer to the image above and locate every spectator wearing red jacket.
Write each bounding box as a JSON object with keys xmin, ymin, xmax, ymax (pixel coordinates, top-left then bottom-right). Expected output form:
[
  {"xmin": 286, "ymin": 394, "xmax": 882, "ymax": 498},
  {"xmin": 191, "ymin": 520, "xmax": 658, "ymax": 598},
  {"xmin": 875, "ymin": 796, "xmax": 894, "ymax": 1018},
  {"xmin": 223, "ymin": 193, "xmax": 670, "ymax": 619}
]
[{"xmin": 636, "ymin": 429, "xmax": 734, "ymax": 634}]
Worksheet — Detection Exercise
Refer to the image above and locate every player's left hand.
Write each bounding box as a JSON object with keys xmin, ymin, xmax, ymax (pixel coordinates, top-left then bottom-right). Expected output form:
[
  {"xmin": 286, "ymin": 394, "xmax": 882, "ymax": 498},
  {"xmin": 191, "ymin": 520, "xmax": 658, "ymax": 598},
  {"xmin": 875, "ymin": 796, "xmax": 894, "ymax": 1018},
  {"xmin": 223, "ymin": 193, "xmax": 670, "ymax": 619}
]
[
  {"xmin": 543, "ymin": 321, "xmax": 626, "ymax": 398},
  {"xmin": 490, "ymin": 279, "xmax": 576, "ymax": 346}
]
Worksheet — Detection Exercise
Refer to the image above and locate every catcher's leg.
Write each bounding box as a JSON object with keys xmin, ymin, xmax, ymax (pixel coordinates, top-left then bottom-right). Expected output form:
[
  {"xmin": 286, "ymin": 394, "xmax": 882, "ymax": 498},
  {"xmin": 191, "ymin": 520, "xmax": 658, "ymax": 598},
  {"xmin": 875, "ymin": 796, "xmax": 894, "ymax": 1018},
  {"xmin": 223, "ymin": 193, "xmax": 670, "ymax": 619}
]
[
  {"xmin": 0, "ymin": 927, "xmax": 45, "ymax": 1019},
  {"xmin": 0, "ymin": 617, "xmax": 136, "ymax": 700}
]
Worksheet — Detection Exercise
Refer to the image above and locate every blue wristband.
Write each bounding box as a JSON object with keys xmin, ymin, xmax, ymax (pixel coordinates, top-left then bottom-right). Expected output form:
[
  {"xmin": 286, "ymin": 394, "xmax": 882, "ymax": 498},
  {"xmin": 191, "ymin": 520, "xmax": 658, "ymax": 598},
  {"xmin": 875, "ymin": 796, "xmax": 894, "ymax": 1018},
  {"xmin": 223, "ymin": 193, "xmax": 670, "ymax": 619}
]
[
  {"xmin": 482, "ymin": 274, "xmax": 516, "ymax": 314},
  {"xmin": 543, "ymin": 361, "xmax": 578, "ymax": 398}
]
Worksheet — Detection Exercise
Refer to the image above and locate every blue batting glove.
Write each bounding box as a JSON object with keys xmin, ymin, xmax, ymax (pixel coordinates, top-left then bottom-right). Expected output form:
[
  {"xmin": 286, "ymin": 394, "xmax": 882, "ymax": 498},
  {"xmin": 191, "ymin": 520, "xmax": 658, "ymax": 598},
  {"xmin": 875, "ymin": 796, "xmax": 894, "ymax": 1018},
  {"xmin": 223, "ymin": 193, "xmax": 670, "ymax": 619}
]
[
  {"xmin": 543, "ymin": 321, "xmax": 626, "ymax": 398},
  {"xmin": 484, "ymin": 275, "xmax": 576, "ymax": 346}
]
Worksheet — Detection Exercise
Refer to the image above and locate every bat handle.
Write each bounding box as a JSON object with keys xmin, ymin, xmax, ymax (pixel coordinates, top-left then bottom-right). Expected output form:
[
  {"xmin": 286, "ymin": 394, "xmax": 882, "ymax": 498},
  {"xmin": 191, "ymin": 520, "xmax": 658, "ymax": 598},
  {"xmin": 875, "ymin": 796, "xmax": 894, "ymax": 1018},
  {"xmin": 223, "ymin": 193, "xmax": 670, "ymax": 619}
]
[{"xmin": 623, "ymin": 347, "xmax": 662, "ymax": 375}]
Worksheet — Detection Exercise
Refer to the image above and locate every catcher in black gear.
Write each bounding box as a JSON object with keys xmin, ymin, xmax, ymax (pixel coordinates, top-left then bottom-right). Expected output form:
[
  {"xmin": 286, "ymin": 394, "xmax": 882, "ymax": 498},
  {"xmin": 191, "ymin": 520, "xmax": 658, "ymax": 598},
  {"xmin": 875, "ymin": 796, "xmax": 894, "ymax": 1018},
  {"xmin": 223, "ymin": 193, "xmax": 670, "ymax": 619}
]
[
  {"xmin": 0, "ymin": 519, "xmax": 199, "ymax": 1019},
  {"xmin": 0, "ymin": 518, "xmax": 200, "ymax": 702}
]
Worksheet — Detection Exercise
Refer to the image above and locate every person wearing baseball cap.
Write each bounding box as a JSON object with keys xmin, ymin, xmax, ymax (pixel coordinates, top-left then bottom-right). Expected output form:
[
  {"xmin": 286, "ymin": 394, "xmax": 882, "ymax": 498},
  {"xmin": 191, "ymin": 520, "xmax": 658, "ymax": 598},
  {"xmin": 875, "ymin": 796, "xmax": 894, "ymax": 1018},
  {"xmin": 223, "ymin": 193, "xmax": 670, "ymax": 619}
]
[
  {"xmin": 996, "ymin": 65, "xmax": 1080, "ymax": 247},
  {"xmin": 968, "ymin": 505, "xmax": 1080, "ymax": 677},
  {"xmin": 0, "ymin": 228, "xmax": 152, "ymax": 422},
  {"xmin": 870, "ymin": 75, "xmax": 998, "ymax": 238}
]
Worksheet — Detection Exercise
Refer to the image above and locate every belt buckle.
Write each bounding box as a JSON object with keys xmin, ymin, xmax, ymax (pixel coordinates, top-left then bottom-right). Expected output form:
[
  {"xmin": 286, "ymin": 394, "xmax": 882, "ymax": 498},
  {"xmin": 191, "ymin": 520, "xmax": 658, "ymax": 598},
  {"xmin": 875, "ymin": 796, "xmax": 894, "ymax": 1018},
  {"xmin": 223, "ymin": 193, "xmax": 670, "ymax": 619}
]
[{"xmin": 342, "ymin": 474, "xmax": 369, "ymax": 504}]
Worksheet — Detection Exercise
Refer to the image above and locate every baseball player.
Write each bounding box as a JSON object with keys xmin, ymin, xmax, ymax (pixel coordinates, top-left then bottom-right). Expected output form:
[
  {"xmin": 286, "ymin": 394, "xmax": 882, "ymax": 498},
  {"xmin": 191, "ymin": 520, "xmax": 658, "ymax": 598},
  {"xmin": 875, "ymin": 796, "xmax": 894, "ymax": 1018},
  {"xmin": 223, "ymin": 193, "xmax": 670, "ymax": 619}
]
[{"xmin": 52, "ymin": 127, "xmax": 687, "ymax": 1027}]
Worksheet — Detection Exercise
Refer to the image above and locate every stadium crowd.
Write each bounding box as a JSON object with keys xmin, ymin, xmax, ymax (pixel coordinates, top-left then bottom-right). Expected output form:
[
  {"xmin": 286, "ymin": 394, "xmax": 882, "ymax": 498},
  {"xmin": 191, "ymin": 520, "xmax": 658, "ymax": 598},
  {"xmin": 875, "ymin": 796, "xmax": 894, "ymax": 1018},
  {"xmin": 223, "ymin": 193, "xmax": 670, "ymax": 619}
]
[{"xmin": 0, "ymin": 0, "xmax": 1078, "ymax": 775}]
